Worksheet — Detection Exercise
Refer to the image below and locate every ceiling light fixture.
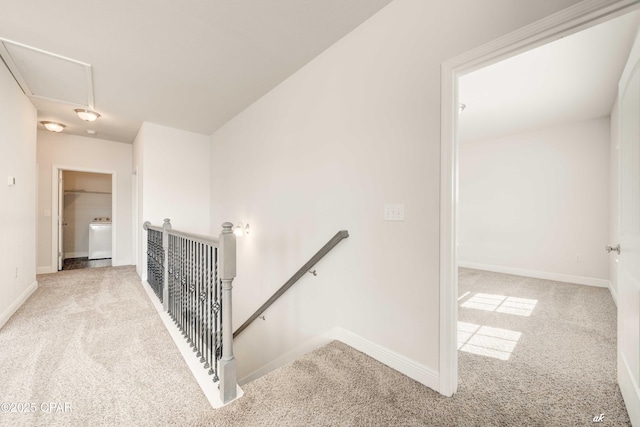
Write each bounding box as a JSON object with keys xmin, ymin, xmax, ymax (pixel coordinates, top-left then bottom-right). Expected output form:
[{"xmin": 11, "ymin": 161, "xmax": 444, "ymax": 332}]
[
  {"xmin": 40, "ymin": 121, "xmax": 66, "ymax": 132},
  {"xmin": 74, "ymin": 109, "xmax": 100, "ymax": 121}
]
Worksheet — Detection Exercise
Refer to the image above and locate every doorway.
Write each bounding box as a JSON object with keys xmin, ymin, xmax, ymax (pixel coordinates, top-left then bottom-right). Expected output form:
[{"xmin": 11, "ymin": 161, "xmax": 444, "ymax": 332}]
[
  {"xmin": 439, "ymin": 0, "xmax": 640, "ymax": 399},
  {"xmin": 52, "ymin": 166, "xmax": 117, "ymax": 271}
]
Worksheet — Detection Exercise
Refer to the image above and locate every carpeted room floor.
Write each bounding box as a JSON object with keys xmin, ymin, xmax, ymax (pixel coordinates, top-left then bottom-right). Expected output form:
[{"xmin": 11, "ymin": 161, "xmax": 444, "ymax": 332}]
[{"xmin": 0, "ymin": 266, "xmax": 630, "ymax": 426}]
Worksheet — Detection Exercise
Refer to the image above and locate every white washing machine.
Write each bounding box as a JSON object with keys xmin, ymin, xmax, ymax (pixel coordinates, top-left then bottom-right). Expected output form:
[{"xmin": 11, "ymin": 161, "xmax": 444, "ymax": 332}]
[{"xmin": 88, "ymin": 218, "xmax": 112, "ymax": 260}]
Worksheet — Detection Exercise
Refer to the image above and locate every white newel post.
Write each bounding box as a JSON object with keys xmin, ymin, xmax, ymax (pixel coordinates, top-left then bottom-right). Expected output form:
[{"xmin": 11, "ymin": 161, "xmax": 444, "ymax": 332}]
[
  {"xmin": 162, "ymin": 218, "xmax": 171, "ymax": 311},
  {"xmin": 219, "ymin": 222, "xmax": 237, "ymax": 403}
]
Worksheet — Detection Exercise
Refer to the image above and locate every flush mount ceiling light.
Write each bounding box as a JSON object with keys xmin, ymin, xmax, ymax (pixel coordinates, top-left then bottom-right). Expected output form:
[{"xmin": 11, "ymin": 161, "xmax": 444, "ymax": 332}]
[
  {"xmin": 75, "ymin": 109, "xmax": 100, "ymax": 121},
  {"xmin": 40, "ymin": 121, "xmax": 66, "ymax": 132}
]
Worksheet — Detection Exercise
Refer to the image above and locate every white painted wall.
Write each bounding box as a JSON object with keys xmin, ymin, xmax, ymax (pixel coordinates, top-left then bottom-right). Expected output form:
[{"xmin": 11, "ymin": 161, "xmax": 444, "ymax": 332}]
[
  {"xmin": 36, "ymin": 132, "xmax": 133, "ymax": 271},
  {"xmin": 133, "ymin": 125, "xmax": 145, "ymax": 278},
  {"xmin": 133, "ymin": 122, "xmax": 211, "ymax": 280},
  {"xmin": 458, "ymin": 118, "xmax": 610, "ymax": 284},
  {"xmin": 0, "ymin": 62, "xmax": 37, "ymax": 328},
  {"xmin": 210, "ymin": 0, "xmax": 584, "ymax": 388},
  {"xmin": 63, "ymin": 171, "xmax": 112, "ymax": 258}
]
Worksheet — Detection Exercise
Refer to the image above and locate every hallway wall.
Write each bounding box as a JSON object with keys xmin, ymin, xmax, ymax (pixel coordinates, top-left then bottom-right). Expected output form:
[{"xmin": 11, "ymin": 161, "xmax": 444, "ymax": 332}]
[
  {"xmin": 133, "ymin": 122, "xmax": 210, "ymax": 280},
  {"xmin": 0, "ymin": 62, "xmax": 37, "ymax": 328},
  {"xmin": 210, "ymin": 0, "xmax": 584, "ymax": 388},
  {"xmin": 36, "ymin": 132, "xmax": 133, "ymax": 271}
]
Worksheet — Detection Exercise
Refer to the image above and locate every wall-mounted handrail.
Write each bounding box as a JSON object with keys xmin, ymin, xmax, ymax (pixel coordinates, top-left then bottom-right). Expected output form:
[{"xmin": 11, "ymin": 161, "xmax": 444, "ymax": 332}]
[{"xmin": 233, "ymin": 230, "xmax": 349, "ymax": 338}]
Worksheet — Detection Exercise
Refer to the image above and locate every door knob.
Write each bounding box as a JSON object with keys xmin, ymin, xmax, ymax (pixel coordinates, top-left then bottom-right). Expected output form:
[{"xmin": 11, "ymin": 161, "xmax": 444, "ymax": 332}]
[{"xmin": 605, "ymin": 244, "xmax": 620, "ymax": 254}]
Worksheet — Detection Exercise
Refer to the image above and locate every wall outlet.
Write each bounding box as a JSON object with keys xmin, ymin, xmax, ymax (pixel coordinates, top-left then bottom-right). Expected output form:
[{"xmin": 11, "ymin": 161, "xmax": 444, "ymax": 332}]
[
  {"xmin": 574, "ymin": 254, "xmax": 582, "ymax": 262},
  {"xmin": 15, "ymin": 267, "xmax": 18, "ymax": 278}
]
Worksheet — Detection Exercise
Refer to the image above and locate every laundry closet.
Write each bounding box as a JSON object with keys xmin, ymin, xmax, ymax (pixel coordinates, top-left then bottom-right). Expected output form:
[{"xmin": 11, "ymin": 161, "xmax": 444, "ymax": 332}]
[{"xmin": 62, "ymin": 171, "xmax": 112, "ymax": 270}]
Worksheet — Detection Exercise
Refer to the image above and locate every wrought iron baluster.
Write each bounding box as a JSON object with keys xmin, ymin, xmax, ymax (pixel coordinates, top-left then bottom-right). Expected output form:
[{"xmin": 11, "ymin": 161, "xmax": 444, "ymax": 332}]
[
  {"xmin": 173, "ymin": 235, "xmax": 177, "ymax": 319},
  {"xmin": 168, "ymin": 235, "xmax": 173, "ymax": 320},
  {"xmin": 204, "ymin": 244, "xmax": 211, "ymax": 370},
  {"xmin": 213, "ymin": 246, "xmax": 220, "ymax": 382},
  {"xmin": 199, "ymin": 244, "xmax": 202, "ymax": 358},
  {"xmin": 195, "ymin": 241, "xmax": 201, "ymax": 356},
  {"xmin": 207, "ymin": 245, "xmax": 214, "ymax": 375},
  {"xmin": 181, "ymin": 236, "xmax": 187, "ymax": 335},
  {"xmin": 184, "ymin": 237, "xmax": 189, "ymax": 340},
  {"xmin": 189, "ymin": 238, "xmax": 194, "ymax": 347}
]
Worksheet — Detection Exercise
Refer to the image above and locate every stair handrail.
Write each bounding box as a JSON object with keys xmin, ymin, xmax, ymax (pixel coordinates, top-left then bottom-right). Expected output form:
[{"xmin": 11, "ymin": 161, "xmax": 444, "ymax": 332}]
[
  {"xmin": 143, "ymin": 219, "xmax": 238, "ymax": 404},
  {"xmin": 233, "ymin": 230, "xmax": 349, "ymax": 338}
]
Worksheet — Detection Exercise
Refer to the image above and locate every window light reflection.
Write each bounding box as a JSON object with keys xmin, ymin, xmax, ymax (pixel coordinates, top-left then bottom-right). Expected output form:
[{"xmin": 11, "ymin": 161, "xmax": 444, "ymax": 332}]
[
  {"xmin": 458, "ymin": 321, "xmax": 522, "ymax": 361},
  {"xmin": 460, "ymin": 293, "xmax": 537, "ymax": 316}
]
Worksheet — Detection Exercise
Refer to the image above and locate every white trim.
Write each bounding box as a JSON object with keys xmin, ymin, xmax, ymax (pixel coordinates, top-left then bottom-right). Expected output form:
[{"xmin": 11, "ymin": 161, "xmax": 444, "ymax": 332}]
[
  {"xmin": 238, "ymin": 327, "xmax": 440, "ymax": 392},
  {"xmin": 439, "ymin": 52, "xmax": 458, "ymax": 397},
  {"xmin": 64, "ymin": 252, "xmax": 88, "ymax": 259},
  {"xmin": 36, "ymin": 266, "xmax": 54, "ymax": 275},
  {"xmin": 139, "ymin": 280, "xmax": 243, "ymax": 408},
  {"xmin": 0, "ymin": 280, "xmax": 38, "ymax": 330},
  {"xmin": 618, "ymin": 352, "xmax": 640, "ymax": 426},
  {"xmin": 238, "ymin": 328, "xmax": 339, "ymax": 385},
  {"xmin": 608, "ymin": 280, "xmax": 619, "ymax": 307},
  {"xmin": 440, "ymin": 0, "xmax": 640, "ymax": 399},
  {"xmin": 334, "ymin": 328, "xmax": 440, "ymax": 392},
  {"xmin": 51, "ymin": 166, "xmax": 117, "ymax": 272},
  {"xmin": 458, "ymin": 262, "xmax": 610, "ymax": 288}
]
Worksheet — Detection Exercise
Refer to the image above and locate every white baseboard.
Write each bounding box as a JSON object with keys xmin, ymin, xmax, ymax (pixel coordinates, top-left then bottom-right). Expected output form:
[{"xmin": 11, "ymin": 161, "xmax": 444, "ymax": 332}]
[
  {"xmin": 238, "ymin": 327, "xmax": 440, "ymax": 394},
  {"xmin": 65, "ymin": 252, "xmax": 88, "ymax": 259},
  {"xmin": 139, "ymin": 280, "xmax": 243, "ymax": 408},
  {"xmin": 619, "ymin": 352, "xmax": 640, "ymax": 427},
  {"xmin": 608, "ymin": 281, "xmax": 618, "ymax": 307},
  {"xmin": 334, "ymin": 328, "xmax": 440, "ymax": 392},
  {"xmin": 37, "ymin": 266, "xmax": 54, "ymax": 275},
  {"xmin": 458, "ymin": 262, "xmax": 609, "ymax": 288},
  {"xmin": 0, "ymin": 280, "xmax": 38, "ymax": 330}
]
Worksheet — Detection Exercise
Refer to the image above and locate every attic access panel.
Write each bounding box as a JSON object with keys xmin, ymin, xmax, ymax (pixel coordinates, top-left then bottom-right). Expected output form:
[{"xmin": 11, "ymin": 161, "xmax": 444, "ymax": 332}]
[{"xmin": 0, "ymin": 38, "xmax": 94, "ymax": 108}]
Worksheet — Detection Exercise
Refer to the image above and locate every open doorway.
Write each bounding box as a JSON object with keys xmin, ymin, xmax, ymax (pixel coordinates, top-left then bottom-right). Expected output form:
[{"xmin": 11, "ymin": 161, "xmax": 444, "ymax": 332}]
[
  {"xmin": 439, "ymin": 0, "xmax": 640, "ymax": 403},
  {"xmin": 52, "ymin": 167, "xmax": 116, "ymax": 271}
]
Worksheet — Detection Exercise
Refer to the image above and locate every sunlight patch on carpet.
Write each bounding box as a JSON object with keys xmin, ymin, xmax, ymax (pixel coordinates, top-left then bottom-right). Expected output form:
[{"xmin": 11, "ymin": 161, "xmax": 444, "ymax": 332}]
[
  {"xmin": 461, "ymin": 292, "xmax": 538, "ymax": 316},
  {"xmin": 458, "ymin": 321, "xmax": 522, "ymax": 360}
]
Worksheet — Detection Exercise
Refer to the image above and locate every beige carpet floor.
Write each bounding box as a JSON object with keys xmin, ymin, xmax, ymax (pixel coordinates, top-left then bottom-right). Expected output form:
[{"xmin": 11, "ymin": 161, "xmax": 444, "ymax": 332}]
[
  {"xmin": 0, "ymin": 266, "xmax": 630, "ymax": 426},
  {"xmin": 196, "ymin": 268, "xmax": 629, "ymax": 426},
  {"xmin": 0, "ymin": 266, "xmax": 211, "ymax": 427}
]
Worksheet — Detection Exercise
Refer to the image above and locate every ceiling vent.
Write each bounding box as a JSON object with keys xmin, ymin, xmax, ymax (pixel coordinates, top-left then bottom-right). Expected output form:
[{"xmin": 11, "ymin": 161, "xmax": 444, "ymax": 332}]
[{"xmin": 0, "ymin": 38, "xmax": 94, "ymax": 108}]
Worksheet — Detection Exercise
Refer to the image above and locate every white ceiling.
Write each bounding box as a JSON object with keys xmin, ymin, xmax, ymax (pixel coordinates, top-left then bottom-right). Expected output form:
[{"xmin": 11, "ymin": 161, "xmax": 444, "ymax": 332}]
[
  {"xmin": 0, "ymin": 0, "xmax": 393, "ymax": 143},
  {"xmin": 459, "ymin": 10, "xmax": 640, "ymax": 144}
]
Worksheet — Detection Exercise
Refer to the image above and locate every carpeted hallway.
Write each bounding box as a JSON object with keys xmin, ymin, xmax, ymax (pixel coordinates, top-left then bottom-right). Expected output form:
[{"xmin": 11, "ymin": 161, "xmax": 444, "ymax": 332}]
[{"xmin": 0, "ymin": 266, "xmax": 630, "ymax": 426}]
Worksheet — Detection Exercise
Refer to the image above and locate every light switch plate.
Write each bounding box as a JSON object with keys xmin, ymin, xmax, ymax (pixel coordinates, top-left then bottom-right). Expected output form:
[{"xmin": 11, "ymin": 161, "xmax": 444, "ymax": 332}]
[
  {"xmin": 7, "ymin": 176, "xmax": 15, "ymax": 186},
  {"xmin": 384, "ymin": 204, "xmax": 405, "ymax": 221}
]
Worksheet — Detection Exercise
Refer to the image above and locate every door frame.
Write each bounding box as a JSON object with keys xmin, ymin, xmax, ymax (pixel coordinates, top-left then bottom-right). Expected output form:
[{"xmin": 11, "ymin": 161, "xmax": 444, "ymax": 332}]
[
  {"xmin": 439, "ymin": 0, "xmax": 640, "ymax": 396},
  {"xmin": 51, "ymin": 165, "xmax": 117, "ymax": 272}
]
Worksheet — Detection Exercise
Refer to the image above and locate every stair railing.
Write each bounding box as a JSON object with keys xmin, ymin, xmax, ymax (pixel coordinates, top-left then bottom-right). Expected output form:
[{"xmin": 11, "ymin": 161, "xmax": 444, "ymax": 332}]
[
  {"xmin": 234, "ymin": 230, "xmax": 349, "ymax": 338},
  {"xmin": 143, "ymin": 219, "xmax": 237, "ymax": 404}
]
